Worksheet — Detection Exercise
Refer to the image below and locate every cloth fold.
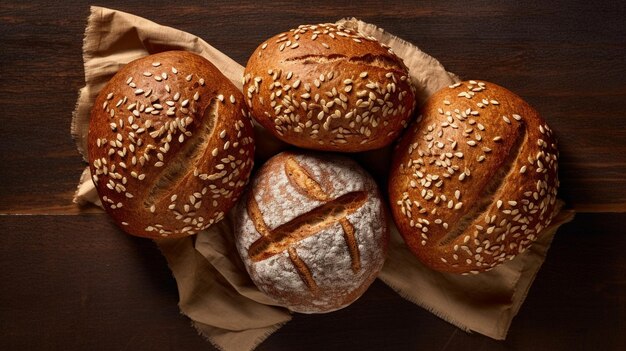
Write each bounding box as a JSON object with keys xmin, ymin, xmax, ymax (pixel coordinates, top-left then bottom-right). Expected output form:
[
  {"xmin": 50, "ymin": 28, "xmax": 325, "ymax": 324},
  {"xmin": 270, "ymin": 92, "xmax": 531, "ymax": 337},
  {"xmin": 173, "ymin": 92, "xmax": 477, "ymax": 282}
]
[
  {"xmin": 380, "ymin": 203, "xmax": 573, "ymax": 338},
  {"xmin": 72, "ymin": 6, "xmax": 574, "ymax": 351}
]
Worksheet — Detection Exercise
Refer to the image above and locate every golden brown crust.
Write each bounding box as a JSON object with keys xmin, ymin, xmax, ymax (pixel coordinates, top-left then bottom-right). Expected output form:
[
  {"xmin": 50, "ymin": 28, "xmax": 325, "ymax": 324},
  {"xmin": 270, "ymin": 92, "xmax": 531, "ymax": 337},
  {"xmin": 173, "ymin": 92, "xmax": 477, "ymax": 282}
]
[
  {"xmin": 243, "ymin": 23, "xmax": 416, "ymax": 152},
  {"xmin": 389, "ymin": 80, "xmax": 559, "ymax": 274},
  {"xmin": 234, "ymin": 151, "xmax": 388, "ymax": 313},
  {"xmin": 88, "ymin": 51, "xmax": 255, "ymax": 239}
]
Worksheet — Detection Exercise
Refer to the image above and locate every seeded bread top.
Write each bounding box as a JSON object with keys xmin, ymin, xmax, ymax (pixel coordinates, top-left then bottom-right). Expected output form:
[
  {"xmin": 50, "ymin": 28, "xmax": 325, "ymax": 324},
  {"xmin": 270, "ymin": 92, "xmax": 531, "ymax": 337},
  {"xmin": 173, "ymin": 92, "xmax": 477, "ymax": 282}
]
[
  {"xmin": 88, "ymin": 51, "xmax": 255, "ymax": 239},
  {"xmin": 243, "ymin": 23, "xmax": 416, "ymax": 152},
  {"xmin": 389, "ymin": 80, "xmax": 559, "ymax": 274}
]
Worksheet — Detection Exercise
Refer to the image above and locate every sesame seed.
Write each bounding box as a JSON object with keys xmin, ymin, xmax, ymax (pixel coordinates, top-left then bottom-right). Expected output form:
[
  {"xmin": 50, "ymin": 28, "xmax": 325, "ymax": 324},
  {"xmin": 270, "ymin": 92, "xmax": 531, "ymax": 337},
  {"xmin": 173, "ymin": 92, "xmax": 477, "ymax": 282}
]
[{"xmin": 230, "ymin": 95, "xmax": 236, "ymax": 103}]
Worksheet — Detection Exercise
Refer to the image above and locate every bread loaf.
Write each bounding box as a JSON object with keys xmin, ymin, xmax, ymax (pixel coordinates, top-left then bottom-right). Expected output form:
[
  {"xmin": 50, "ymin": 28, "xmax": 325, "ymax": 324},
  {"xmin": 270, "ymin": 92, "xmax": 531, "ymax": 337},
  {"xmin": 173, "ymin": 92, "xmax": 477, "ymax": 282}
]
[
  {"xmin": 389, "ymin": 80, "xmax": 559, "ymax": 274},
  {"xmin": 88, "ymin": 51, "xmax": 255, "ymax": 239},
  {"xmin": 234, "ymin": 151, "xmax": 388, "ymax": 313},
  {"xmin": 243, "ymin": 23, "xmax": 416, "ymax": 152}
]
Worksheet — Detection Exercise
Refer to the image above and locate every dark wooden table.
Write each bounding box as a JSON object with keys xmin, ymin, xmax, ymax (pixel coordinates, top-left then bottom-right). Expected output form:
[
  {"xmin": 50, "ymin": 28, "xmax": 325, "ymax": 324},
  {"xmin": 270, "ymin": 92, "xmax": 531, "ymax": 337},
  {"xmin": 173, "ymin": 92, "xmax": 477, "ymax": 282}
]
[{"xmin": 1, "ymin": 1, "xmax": 625, "ymax": 350}]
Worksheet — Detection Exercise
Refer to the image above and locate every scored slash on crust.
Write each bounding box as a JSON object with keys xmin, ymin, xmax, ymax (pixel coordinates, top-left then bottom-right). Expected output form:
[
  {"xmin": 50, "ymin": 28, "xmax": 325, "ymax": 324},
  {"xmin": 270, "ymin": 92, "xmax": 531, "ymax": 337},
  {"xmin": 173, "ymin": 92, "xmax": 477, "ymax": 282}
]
[
  {"xmin": 89, "ymin": 52, "xmax": 255, "ymax": 238},
  {"xmin": 391, "ymin": 80, "xmax": 559, "ymax": 274},
  {"xmin": 243, "ymin": 23, "xmax": 417, "ymax": 151},
  {"xmin": 143, "ymin": 98, "xmax": 218, "ymax": 212},
  {"xmin": 246, "ymin": 157, "xmax": 365, "ymax": 295}
]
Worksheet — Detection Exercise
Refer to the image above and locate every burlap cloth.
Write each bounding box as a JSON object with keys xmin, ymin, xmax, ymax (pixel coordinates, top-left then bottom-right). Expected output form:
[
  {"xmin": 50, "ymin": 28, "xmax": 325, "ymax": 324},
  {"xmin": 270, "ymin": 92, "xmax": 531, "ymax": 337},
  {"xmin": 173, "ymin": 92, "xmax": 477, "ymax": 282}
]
[{"xmin": 72, "ymin": 6, "xmax": 575, "ymax": 351}]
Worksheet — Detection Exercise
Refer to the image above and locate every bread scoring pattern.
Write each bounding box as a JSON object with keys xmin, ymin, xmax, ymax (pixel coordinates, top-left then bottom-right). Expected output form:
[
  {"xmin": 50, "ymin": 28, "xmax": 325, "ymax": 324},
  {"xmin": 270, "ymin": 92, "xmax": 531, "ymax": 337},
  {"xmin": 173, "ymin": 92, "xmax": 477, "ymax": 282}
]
[
  {"xmin": 246, "ymin": 157, "xmax": 365, "ymax": 295},
  {"xmin": 234, "ymin": 152, "xmax": 388, "ymax": 313},
  {"xmin": 243, "ymin": 23, "xmax": 416, "ymax": 151},
  {"xmin": 389, "ymin": 80, "xmax": 559, "ymax": 274},
  {"xmin": 88, "ymin": 51, "xmax": 255, "ymax": 238}
]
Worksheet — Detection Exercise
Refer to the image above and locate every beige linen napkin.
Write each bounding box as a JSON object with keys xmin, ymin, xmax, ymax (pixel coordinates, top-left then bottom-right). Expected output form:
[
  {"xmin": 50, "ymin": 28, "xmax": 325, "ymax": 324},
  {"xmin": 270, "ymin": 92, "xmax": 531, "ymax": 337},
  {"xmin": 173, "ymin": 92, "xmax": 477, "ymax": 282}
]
[{"xmin": 72, "ymin": 6, "xmax": 574, "ymax": 350}]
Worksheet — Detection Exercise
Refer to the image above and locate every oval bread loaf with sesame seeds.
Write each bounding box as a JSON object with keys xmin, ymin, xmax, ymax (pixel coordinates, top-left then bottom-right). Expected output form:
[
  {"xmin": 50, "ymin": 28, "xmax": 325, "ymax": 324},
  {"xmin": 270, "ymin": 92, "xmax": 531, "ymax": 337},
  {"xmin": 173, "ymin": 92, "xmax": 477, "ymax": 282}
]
[
  {"xmin": 88, "ymin": 51, "xmax": 255, "ymax": 239},
  {"xmin": 243, "ymin": 23, "xmax": 417, "ymax": 152},
  {"xmin": 233, "ymin": 151, "xmax": 389, "ymax": 313},
  {"xmin": 389, "ymin": 80, "xmax": 559, "ymax": 274}
]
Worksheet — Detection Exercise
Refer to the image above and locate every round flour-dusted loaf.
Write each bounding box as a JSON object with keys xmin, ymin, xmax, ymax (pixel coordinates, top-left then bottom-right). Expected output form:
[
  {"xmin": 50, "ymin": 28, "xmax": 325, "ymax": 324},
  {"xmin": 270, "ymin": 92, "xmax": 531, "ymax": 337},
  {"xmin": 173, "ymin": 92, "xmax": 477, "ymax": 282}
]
[
  {"xmin": 243, "ymin": 23, "xmax": 416, "ymax": 152},
  {"xmin": 88, "ymin": 51, "xmax": 255, "ymax": 239},
  {"xmin": 234, "ymin": 151, "xmax": 389, "ymax": 313},
  {"xmin": 389, "ymin": 80, "xmax": 559, "ymax": 274}
]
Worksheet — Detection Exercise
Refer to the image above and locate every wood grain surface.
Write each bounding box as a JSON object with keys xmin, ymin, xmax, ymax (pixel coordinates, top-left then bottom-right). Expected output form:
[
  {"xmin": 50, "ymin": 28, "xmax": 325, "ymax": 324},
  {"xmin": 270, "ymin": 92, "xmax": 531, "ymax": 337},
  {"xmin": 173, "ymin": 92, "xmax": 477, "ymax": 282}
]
[
  {"xmin": 1, "ymin": 213, "xmax": 624, "ymax": 350},
  {"xmin": 1, "ymin": 1, "xmax": 625, "ymax": 350}
]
